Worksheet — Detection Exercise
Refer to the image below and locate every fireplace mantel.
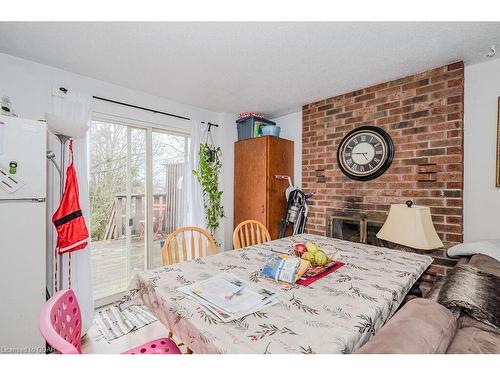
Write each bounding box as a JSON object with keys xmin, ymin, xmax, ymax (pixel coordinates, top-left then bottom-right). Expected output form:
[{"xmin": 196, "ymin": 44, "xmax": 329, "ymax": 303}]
[
  {"xmin": 327, "ymin": 209, "xmax": 388, "ymax": 246},
  {"xmin": 326, "ymin": 209, "xmax": 459, "ymax": 293}
]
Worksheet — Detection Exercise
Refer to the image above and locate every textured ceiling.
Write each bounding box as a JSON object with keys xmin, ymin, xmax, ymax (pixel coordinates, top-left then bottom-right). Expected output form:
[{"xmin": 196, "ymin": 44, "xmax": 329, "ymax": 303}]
[{"xmin": 1, "ymin": 22, "xmax": 499, "ymax": 116}]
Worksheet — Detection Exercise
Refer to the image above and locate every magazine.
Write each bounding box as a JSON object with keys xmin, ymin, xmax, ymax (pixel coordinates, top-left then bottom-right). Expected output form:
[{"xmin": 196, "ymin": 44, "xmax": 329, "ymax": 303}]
[{"xmin": 178, "ymin": 273, "xmax": 279, "ymax": 323}]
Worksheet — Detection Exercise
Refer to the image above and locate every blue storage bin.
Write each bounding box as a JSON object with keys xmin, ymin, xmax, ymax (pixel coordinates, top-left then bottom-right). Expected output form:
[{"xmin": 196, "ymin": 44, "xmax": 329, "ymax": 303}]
[{"xmin": 236, "ymin": 116, "xmax": 276, "ymax": 141}]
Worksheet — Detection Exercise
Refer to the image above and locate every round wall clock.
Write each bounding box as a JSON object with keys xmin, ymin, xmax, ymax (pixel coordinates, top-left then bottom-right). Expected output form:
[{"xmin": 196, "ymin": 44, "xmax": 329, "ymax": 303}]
[{"xmin": 337, "ymin": 126, "xmax": 394, "ymax": 181}]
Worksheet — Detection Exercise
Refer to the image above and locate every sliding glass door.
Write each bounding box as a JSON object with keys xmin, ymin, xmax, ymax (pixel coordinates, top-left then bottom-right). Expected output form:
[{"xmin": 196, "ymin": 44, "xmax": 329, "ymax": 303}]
[{"xmin": 89, "ymin": 119, "xmax": 188, "ymax": 305}]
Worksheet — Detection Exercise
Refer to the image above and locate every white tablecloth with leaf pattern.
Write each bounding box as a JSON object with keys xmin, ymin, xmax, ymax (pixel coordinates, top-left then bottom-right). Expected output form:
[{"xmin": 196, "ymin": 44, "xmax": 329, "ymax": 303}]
[{"xmin": 121, "ymin": 234, "xmax": 432, "ymax": 354}]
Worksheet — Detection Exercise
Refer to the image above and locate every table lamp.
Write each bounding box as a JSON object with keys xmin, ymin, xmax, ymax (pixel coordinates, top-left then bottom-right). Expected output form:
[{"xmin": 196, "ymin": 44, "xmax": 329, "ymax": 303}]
[{"xmin": 376, "ymin": 200, "xmax": 443, "ymax": 250}]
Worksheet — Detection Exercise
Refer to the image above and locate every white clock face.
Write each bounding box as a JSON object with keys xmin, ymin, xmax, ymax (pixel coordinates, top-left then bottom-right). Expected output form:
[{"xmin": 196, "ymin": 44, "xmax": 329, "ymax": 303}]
[
  {"xmin": 338, "ymin": 129, "xmax": 391, "ymax": 178},
  {"xmin": 351, "ymin": 141, "xmax": 376, "ymax": 166}
]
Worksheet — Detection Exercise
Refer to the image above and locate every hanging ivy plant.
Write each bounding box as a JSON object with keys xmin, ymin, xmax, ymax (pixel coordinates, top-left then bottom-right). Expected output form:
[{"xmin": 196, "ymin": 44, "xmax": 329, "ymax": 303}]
[{"xmin": 193, "ymin": 143, "xmax": 225, "ymax": 237}]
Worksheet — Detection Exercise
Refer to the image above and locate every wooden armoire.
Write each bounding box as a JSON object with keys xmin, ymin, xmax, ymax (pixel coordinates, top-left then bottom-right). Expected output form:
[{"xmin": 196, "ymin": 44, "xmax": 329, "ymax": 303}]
[{"xmin": 234, "ymin": 136, "xmax": 294, "ymax": 240}]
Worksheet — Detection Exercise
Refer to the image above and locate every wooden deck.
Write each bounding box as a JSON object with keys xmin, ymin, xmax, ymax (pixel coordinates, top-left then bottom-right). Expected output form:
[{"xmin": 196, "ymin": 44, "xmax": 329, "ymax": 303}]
[{"xmin": 91, "ymin": 237, "xmax": 164, "ymax": 301}]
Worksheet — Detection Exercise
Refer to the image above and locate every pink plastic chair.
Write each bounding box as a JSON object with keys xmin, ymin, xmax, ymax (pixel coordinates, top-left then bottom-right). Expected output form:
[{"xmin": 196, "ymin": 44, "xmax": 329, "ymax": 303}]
[{"xmin": 39, "ymin": 289, "xmax": 181, "ymax": 354}]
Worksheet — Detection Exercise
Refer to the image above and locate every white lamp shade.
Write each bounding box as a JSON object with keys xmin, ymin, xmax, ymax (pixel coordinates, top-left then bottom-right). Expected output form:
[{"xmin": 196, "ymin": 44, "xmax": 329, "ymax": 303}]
[
  {"xmin": 44, "ymin": 113, "xmax": 89, "ymax": 139},
  {"xmin": 376, "ymin": 204, "xmax": 444, "ymax": 250}
]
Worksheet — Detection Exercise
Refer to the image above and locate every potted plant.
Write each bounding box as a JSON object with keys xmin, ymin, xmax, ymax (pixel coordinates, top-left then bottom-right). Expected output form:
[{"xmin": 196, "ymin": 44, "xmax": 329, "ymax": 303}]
[{"xmin": 193, "ymin": 143, "xmax": 225, "ymax": 240}]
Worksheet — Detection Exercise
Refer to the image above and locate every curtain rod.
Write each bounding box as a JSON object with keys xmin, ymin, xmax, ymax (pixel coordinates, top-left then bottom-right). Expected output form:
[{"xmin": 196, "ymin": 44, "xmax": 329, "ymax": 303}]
[
  {"xmin": 92, "ymin": 95, "xmax": 191, "ymax": 121},
  {"xmin": 58, "ymin": 87, "xmax": 220, "ymax": 128}
]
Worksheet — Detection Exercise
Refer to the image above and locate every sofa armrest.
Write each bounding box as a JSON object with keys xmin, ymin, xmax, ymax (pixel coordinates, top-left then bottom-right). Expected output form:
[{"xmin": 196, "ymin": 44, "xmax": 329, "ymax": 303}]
[{"xmin": 355, "ymin": 298, "xmax": 457, "ymax": 354}]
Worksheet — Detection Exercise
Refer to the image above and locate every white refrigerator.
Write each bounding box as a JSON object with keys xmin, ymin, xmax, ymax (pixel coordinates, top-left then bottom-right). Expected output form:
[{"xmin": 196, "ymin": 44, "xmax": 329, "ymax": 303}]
[{"xmin": 0, "ymin": 115, "xmax": 46, "ymax": 353}]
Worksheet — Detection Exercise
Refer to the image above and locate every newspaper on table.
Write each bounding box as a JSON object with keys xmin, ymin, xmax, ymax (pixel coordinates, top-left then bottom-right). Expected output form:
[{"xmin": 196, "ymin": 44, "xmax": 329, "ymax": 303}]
[{"xmin": 178, "ymin": 273, "xmax": 278, "ymax": 323}]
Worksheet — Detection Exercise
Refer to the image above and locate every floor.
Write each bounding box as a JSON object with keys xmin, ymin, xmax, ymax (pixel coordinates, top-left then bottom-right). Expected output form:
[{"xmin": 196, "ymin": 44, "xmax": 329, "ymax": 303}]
[
  {"xmin": 91, "ymin": 238, "xmax": 164, "ymax": 301},
  {"xmin": 81, "ymin": 319, "xmax": 167, "ymax": 354},
  {"xmin": 81, "ymin": 307, "xmax": 191, "ymax": 354},
  {"xmin": 86, "ymin": 238, "xmax": 194, "ymax": 354}
]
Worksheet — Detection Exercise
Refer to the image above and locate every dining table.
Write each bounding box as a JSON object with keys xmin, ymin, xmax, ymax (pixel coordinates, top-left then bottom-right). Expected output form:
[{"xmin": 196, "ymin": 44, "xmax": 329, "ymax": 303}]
[{"xmin": 121, "ymin": 233, "xmax": 432, "ymax": 354}]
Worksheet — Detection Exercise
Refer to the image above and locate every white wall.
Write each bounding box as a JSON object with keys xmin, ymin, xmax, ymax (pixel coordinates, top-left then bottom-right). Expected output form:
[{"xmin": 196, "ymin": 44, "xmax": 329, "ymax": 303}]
[
  {"xmin": 217, "ymin": 112, "xmax": 237, "ymax": 248},
  {"xmin": 272, "ymin": 111, "xmax": 302, "ymax": 187},
  {"xmin": 463, "ymin": 58, "xmax": 500, "ymax": 241}
]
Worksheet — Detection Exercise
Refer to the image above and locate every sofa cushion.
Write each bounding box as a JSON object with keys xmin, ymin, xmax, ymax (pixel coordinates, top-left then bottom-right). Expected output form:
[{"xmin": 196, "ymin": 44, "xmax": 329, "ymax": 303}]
[
  {"xmin": 468, "ymin": 254, "xmax": 500, "ymax": 277},
  {"xmin": 458, "ymin": 315, "xmax": 500, "ymax": 334},
  {"xmin": 446, "ymin": 326, "xmax": 500, "ymax": 354},
  {"xmin": 355, "ymin": 298, "xmax": 457, "ymax": 354}
]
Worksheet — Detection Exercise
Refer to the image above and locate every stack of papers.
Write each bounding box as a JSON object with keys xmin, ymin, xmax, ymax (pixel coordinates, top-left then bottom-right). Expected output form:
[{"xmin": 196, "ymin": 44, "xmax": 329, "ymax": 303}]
[{"xmin": 178, "ymin": 273, "xmax": 278, "ymax": 323}]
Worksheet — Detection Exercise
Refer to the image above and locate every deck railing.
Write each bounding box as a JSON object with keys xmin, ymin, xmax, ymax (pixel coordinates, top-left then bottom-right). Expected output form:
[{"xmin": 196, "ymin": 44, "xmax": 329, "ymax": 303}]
[{"xmin": 103, "ymin": 163, "xmax": 184, "ymax": 240}]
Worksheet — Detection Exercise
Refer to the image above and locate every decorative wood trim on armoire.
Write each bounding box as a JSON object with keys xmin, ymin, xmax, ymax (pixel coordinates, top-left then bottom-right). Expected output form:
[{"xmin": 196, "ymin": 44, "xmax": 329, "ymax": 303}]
[{"xmin": 234, "ymin": 136, "xmax": 294, "ymax": 242}]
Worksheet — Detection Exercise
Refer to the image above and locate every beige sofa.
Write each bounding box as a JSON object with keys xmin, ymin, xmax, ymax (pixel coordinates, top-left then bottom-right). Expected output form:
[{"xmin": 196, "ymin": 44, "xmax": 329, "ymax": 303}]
[{"xmin": 356, "ymin": 254, "xmax": 500, "ymax": 354}]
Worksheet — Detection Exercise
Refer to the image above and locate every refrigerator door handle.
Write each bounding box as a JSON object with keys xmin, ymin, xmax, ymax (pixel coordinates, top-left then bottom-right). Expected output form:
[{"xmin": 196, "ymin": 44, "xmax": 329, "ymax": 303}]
[{"xmin": 0, "ymin": 198, "xmax": 46, "ymax": 203}]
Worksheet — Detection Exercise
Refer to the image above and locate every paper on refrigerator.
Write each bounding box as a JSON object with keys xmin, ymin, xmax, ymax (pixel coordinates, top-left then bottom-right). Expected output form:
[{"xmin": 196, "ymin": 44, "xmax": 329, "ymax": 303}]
[{"xmin": 0, "ymin": 166, "xmax": 25, "ymax": 194}]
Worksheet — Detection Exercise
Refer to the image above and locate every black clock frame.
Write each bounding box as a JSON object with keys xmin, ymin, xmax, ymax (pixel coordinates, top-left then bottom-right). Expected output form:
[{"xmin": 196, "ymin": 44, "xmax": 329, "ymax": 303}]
[{"xmin": 336, "ymin": 126, "xmax": 394, "ymax": 181}]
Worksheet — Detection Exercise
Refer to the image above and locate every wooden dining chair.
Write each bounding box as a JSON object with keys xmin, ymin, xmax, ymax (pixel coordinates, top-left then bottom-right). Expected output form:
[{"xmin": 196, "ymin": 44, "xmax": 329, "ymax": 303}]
[
  {"xmin": 162, "ymin": 226, "xmax": 218, "ymax": 265},
  {"xmin": 233, "ymin": 220, "xmax": 271, "ymax": 250}
]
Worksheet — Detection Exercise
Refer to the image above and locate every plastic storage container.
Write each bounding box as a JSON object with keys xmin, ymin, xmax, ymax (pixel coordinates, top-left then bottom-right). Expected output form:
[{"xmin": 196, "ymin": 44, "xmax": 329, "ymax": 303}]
[
  {"xmin": 261, "ymin": 125, "xmax": 281, "ymax": 137},
  {"xmin": 236, "ymin": 116, "xmax": 276, "ymax": 141}
]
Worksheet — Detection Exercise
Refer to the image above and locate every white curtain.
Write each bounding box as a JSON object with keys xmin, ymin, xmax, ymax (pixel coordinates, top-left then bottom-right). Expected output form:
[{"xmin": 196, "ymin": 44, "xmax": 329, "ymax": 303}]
[
  {"xmin": 49, "ymin": 91, "xmax": 94, "ymax": 333},
  {"xmin": 182, "ymin": 120, "xmax": 206, "ymax": 229}
]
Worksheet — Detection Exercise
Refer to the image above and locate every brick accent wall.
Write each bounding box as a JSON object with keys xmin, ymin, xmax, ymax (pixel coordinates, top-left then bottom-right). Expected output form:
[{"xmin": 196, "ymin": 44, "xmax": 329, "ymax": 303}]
[{"xmin": 302, "ymin": 62, "xmax": 464, "ymax": 279}]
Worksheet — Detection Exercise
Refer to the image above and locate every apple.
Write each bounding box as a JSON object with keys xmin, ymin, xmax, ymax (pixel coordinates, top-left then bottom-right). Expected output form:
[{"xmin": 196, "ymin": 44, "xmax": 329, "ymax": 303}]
[{"xmin": 294, "ymin": 243, "xmax": 307, "ymax": 257}]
